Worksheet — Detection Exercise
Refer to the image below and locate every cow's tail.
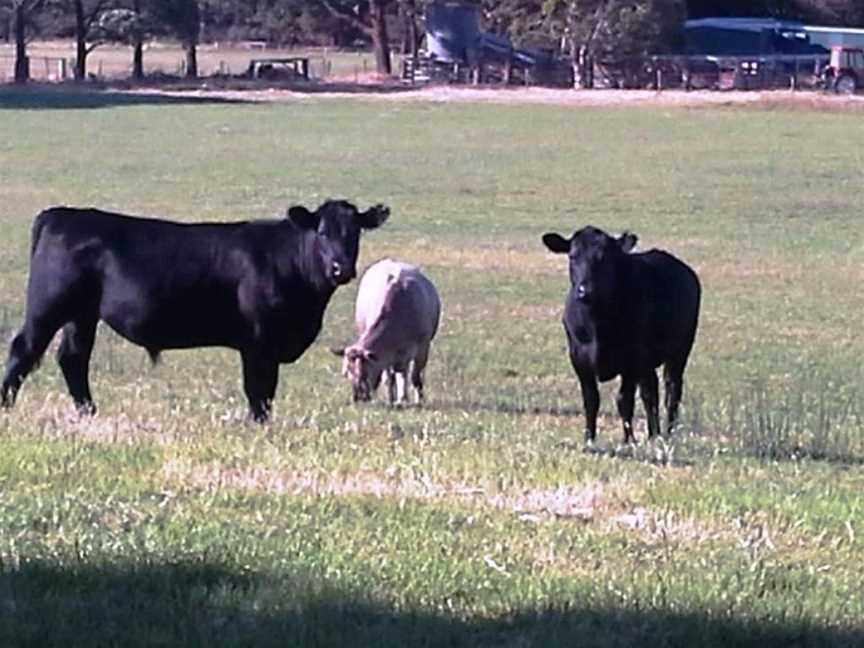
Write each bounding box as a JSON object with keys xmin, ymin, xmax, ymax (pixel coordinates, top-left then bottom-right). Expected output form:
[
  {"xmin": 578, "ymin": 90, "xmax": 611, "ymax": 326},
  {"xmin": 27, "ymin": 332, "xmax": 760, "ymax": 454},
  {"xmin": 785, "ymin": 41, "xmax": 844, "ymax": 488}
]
[{"xmin": 29, "ymin": 208, "xmax": 57, "ymax": 258}]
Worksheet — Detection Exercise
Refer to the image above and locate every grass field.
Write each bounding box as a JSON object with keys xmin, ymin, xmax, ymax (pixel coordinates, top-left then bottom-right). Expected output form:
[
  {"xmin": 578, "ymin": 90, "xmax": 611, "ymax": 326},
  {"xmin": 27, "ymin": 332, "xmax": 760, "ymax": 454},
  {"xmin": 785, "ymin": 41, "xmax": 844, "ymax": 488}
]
[{"xmin": 1, "ymin": 87, "xmax": 863, "ymax": 647}]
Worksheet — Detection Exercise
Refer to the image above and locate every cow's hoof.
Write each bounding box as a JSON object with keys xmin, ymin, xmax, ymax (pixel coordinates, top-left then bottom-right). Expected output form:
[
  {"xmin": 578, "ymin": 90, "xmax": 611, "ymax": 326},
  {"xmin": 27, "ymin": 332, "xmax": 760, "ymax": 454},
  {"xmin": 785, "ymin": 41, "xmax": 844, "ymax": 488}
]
[{"xmin": 76, "ymin": 402, "xmax": 97, "ymax": 416}]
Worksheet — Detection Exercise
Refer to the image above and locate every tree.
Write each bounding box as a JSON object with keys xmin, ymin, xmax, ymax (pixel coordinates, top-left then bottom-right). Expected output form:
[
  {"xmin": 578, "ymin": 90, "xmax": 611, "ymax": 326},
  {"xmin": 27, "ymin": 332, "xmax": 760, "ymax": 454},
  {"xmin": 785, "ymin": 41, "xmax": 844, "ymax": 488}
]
[
  {"xmin": 97, "ymin": 0, "xmax": 157, "ymax": 79},
  {"xmin": 58, "ymin": 0, "xmax": 115, "ymax": 80},
  {"xmin": 4, "ymin": 0, "xmax": 46, "ymax": 82},
  {"xmin": 542, "ymin": 0, "xmax": 685, "ymax": 86},
  {"xmin": 806, "ymin": 0, "xmax": 864, "ymax": 25},
  {"xmin": 684, "ymin": 1, "xmax": 864, "ymax": 23},
  {"xmin": 147, "ymin": 0, "xmax": 200, "ymax": 77},
  {"xmin": 319, "ymin": 0, "xmax": 395, "ymax": 74},
  {"xmin": 398, "ymin": 0, "xmax": 420, "ymax": 56}
]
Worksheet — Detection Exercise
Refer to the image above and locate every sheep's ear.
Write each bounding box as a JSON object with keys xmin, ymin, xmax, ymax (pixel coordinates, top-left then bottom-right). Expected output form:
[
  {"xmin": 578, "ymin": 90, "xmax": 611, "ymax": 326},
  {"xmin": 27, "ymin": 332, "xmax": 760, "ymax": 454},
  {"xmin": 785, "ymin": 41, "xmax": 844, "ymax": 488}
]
[
  {"xmin": 542, "ymin": 232, "xmax": 570, "ymax": 254},
  {"xmin": 618, "ymin": 231, "xmax": 638, "ymax": 253}
]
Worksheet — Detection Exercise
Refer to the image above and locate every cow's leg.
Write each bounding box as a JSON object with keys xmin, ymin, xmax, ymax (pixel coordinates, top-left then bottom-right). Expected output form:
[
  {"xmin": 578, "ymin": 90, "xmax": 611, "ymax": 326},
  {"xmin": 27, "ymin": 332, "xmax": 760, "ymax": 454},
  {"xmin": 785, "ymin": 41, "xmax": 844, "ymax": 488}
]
[
  {"xmin": 663, "ymin": 361, "xmax": 686, "ymax": 435},
  {"xmin": 57, "ymin": 316, "xmax": 98, "ymax": 415},
  {"xmin": 616, "ymin": 375, "xmax": 637, "ymax": 444},
  {"xmin": 1, "ymin": 318, "xmax": 64, "ymax": 409},
  {"xmin": 393, "ymin": 369, "xmax": 407, "ymax": 405},
  {"xmin": 638, "ymin": 370, "xmax": 660, "ymax": 439},
  {"xmin": 241, "ymin": 351, "xmax": 279, "ymax": 423},
  {"xmin": 573, "ymin": 364, "xmax": 600, "ymax": 443},
  {"xmin": 385, "ymin": 368, "xmax": 397, "ymax": 404},
  {"xmin": 385, "ymin": 366, "xmax": 407, "ymax": 405},
  {"xmin": 410, "ymin": 347, "xmax": 430, "ymax": 404}
]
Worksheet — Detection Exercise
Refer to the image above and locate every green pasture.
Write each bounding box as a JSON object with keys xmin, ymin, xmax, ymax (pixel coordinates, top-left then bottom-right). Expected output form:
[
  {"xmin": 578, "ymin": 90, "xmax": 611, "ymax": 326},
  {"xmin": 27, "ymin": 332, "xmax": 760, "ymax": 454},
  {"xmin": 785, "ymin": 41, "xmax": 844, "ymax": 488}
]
[{"xmin": 0, "ymin": 87, "xmax": 863, "ymax": 646}]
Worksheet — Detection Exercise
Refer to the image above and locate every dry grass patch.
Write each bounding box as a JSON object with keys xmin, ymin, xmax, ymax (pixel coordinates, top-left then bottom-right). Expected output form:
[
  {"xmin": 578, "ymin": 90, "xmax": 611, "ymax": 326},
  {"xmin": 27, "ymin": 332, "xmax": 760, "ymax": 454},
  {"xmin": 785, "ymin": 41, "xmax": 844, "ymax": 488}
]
[
  {"xmin": 161, "ymin": 456, "xmax": 628, "ymax": 518},
  {"xmin": 159, "ymin": 456, "xmax": 729, "ymax": 541},
  {"xmin": 116, "ymin": 84, "xmax": 864, "ymax": 113},
  {"xmin": 700, "ymin": 259, "xmax": 804, "ymax": 283},
  {"xmin": 369, "ymin": 245, "xmax": 563, "ymax": 277},
  {"xmin": 11, "ymin": 396, "xmax": 171, "ymax": 444}
]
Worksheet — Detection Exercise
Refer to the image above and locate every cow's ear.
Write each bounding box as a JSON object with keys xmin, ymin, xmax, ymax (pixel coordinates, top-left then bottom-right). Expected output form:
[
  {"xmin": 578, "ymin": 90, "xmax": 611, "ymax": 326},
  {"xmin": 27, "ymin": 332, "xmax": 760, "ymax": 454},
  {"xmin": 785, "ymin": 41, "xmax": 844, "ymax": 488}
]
[
  {"xmin": 287, "ymin": 205, "xmax": 320, "ymax": 230},
  {"xmin": 357, "ymin": 204, "xmax": 390, "ymax": 230},
  {"xmin": 363, "ymin": 350, "xmax": 378, "ymax": 362},
  {"xmin": 329, "ymin": 347, "xmax": 345, "ymax": 357},
  {"xmin": 542, "ymin": 233, "xmax": 571, "ymax": 254},
  {"xmin": 618, "ymin": 231, "xmax": 638, "ymax": 253}
]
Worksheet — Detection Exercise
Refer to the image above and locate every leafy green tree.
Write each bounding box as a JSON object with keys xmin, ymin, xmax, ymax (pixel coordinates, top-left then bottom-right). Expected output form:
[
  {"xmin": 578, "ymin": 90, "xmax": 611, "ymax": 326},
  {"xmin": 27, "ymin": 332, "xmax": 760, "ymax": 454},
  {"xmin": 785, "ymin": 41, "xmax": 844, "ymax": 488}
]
[
  {"xmin": 540, "ymin": 0, "xmax": 684, "ymax": 86},
  {"xmin": 685, "ymin": 0, "xmax": 863, "ymax": 23},
  {"xmin": 319, "ymin": 0, "xmax": 395, "ymax": 73},
  {"xmin": 3, "ymin": 0, "xmax": 46, "ymax": 82},
  {"xmin": 97, "ymin": 0, "xmax": 158, "ymax": 79},
  {"xmin": 808, "ymin": 0, "xmax": 864, "ymax": 25},
  {"xmin": 147, "ymin": 0, "xmax": 200, "ymax": 77},
  {"xmin": 49, "ymin": 0, "xmax": 116, "ymax": 79}
]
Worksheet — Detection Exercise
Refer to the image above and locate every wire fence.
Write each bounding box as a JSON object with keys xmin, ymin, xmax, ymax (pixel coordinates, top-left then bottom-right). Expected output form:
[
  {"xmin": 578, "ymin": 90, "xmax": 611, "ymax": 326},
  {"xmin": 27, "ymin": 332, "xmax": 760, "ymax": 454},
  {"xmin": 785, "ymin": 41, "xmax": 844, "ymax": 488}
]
[{"xmin": 0, "ymin": 42, "xmax": 382, "ymax": 83}]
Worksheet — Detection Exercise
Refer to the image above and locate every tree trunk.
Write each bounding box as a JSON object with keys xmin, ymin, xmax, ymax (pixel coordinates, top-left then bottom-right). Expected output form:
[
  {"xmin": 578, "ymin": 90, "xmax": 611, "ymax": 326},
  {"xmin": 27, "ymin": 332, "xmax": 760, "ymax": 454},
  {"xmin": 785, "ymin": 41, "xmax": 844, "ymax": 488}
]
[
  {"xmin": 13, "ymin": 4, "xmax": 28, "ymax": 84},
  {"xmin": 575, "ymin": 45, "xmax": 594, "ymax": 89},
  {"xmin": 131, "ymin": 0, "xmax": 144, "ymax": 80},
  {"xmin": 74, "ymin": 0, "xmax": 87, "ymax": 80},
  {"xmin": 184, "ymin": 39, "xmax": 197, "ymax": 78},
  {"xmin": 399, "ymin": 1, "xmax": 417, "ymax": 56},
  {"xmin": 132, "ymin": 39, "xmax": 144, "ymax": 80},
  {"xmin": 370, "ymin": 0, "xmax": 391, "ymax": 75}
]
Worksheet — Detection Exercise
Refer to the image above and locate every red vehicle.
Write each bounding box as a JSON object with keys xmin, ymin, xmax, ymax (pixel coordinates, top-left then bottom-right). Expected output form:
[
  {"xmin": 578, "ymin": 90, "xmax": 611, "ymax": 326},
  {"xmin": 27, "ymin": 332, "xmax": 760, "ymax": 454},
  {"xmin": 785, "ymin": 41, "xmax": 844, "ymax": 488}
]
[{"xmin": 824, "ymin": 45, "xmax": 864, "ymax": 94}]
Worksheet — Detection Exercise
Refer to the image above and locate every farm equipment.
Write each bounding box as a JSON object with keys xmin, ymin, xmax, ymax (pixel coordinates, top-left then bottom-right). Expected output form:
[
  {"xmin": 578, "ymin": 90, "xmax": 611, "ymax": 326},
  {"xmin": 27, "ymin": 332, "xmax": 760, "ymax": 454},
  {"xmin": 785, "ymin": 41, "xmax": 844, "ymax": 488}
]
[
  {"xmin": 823, "ymin": 45, "xmax": 864, "ymax": 93},
  {"xmin": 402, "ymin": 1, "xmax": 572, "ymax": 87}
]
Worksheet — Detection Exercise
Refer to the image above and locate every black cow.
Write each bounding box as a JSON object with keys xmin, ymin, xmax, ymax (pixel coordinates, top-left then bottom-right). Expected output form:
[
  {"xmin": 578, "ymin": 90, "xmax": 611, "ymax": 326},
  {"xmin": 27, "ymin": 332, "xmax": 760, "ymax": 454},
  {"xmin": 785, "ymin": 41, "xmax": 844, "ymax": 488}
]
[
  {"xmin": 1, "ymin": 200, "xmax": 389, "ymax": 422},
  {"xmin": 542, "ymin": 226, "xmax": 701, "ymax": 443}
]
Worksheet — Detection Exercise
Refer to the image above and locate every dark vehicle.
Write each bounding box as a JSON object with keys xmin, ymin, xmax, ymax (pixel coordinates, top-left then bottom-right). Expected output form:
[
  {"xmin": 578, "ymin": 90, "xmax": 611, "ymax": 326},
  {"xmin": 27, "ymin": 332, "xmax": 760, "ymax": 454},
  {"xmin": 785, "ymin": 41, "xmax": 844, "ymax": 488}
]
[
  {"xmin": 1, "ymin": 200, "xmax": 389, "ymax": 422},
  {"xmin": 542, "ymin": 227, "xmax": 701, "ymax": 444}
]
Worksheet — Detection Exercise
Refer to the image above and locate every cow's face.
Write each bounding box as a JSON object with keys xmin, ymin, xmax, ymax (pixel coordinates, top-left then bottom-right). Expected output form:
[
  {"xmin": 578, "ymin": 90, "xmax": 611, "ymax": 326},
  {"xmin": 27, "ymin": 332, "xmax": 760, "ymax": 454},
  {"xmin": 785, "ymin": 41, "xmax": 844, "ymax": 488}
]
[
  {"xmin": 335, "ymin": 346, "xmax": 383, "ymax": 402},
  {"xmin": 542, "ymin": 227, "xmax": 638, "ymax": 305},
  {"xmin": 288, "ymin": 200, "xmax": 390, "ymax": 287}
]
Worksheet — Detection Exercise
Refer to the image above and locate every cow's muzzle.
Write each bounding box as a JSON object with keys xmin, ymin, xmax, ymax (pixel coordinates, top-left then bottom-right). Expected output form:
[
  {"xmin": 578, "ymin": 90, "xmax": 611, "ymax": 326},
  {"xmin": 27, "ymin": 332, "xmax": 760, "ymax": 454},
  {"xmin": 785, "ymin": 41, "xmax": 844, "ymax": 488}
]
[
  {"xmin": 330, "ymin": 262, "xmax": 355, "ymax": 286},
  {"xmin": 576, "ymin": 283, "xmax": 591, "ymax": 302}
]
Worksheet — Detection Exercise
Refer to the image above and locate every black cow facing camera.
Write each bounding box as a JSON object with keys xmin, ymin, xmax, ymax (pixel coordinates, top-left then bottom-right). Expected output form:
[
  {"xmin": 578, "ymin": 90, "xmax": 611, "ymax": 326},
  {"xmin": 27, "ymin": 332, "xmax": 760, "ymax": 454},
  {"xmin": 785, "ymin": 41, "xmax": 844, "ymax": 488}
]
[
  {"xmin": 1, "ymin": 199, "xmax": 389, "ymax": 422},
  {"xmin": 542, "ymin": 226, "xmax": 701, "ymax": 444}
]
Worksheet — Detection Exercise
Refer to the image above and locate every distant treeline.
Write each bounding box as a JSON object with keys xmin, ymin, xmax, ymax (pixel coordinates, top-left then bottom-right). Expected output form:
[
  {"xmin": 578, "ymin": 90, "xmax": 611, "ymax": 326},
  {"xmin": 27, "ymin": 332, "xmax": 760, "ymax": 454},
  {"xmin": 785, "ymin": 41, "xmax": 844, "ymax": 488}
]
[{"xmin": 2, "ymin": 1, "xmax": 862, "ymax": 83}]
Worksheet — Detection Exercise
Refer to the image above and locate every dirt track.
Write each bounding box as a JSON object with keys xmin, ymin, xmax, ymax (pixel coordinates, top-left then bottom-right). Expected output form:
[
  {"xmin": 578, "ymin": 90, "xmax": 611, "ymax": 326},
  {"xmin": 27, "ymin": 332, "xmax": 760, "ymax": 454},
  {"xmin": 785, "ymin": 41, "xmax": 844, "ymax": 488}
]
[
  {"xmin": 169, "ymin": 81, "xmax": 864, "ymax": 111},
  {"xmin": 5, "ymin": 77, "xmax": 864, "ymax": 111}
]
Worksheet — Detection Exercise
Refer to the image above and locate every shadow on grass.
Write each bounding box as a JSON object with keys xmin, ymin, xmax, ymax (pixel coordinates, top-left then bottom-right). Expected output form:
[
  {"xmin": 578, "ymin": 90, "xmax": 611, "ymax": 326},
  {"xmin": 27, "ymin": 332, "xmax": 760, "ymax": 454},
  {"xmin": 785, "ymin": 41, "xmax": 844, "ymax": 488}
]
[
  {"xmin": 238, "ymin": 79, "xmax": 417, "ymax": 95},
  {"xmin": 2, "ymin": 559, "xmax": 861, "ymax": 648},
  {"xmin": 0, "ymin": 82, "xmax": 248, "ymax": 110},
  {"xmin": 0, "ymin": 76, "xmax": 418, "ymax": 110}
]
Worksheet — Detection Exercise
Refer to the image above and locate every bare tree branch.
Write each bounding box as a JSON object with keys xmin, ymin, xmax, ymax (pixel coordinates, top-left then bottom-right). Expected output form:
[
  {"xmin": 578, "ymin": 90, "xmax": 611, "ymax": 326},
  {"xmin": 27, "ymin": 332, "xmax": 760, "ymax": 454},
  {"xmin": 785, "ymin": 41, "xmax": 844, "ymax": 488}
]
[{"xmin": 320, "ymin": 0, "xmax": 374, "ymax": 37}]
